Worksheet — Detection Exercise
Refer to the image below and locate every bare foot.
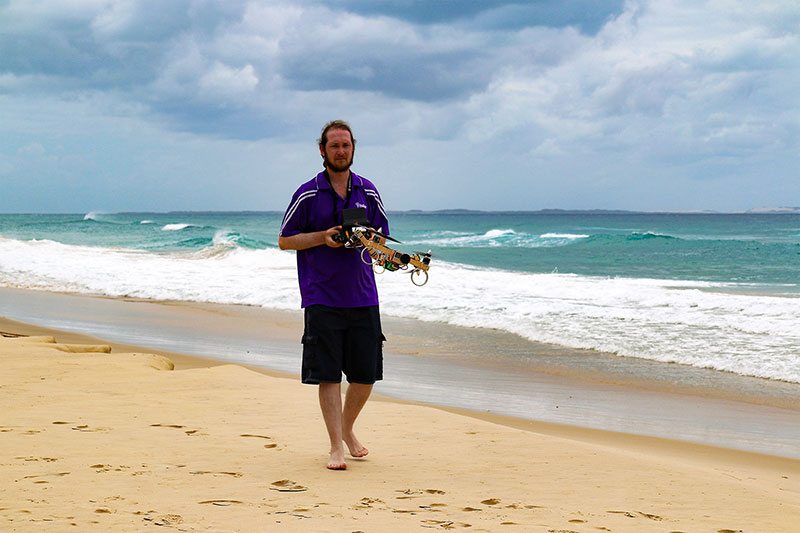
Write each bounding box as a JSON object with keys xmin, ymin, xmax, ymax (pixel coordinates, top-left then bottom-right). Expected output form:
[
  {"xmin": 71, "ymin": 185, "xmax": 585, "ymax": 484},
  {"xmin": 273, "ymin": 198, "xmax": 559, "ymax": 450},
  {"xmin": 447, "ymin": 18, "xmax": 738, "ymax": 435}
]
[
  {"xmin": 344, "ymin": 433, "xmax": 369, "ymax": 458},
  {"xmin": 327, "ymin": 447, "xmax": 347, "ymax": 470}
]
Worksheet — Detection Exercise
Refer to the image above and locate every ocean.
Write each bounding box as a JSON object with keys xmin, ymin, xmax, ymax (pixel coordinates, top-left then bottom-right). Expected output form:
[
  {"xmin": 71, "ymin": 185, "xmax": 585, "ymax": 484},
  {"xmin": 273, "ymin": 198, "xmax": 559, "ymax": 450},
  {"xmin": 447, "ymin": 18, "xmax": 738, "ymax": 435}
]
[{"xmin": 1, "ymin": 211, "xmax": 799, "ymax": 385}]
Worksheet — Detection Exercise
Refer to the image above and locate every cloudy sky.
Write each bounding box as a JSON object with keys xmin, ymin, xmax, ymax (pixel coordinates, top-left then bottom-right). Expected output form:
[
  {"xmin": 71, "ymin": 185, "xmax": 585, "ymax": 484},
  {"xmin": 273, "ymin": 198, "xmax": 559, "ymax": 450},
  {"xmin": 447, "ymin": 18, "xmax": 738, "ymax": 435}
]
[{"xmin": 1, "ymin": 0, "xmax": 797, "ymax": 213}]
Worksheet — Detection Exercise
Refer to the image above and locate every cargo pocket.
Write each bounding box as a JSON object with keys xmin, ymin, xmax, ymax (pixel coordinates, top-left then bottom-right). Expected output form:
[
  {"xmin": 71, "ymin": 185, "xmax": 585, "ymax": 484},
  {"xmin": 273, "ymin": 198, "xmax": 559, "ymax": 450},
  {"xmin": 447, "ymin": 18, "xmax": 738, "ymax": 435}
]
[
  {"xmin": 376, "ymin": 333, "xmax": 386, "ymax": 381},
  {"xmin": 301, "ymin": 334, "xmax": 317, "ymax": 383},
  {"xmin": 301, "ymin": 334, "xmax": 316, "ymax": 358}
]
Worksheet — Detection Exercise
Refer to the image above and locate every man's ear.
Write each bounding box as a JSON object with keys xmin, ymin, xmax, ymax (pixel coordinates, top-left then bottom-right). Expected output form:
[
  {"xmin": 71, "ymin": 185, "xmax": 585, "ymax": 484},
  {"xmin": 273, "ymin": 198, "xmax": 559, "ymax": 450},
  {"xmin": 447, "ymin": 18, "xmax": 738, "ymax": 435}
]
[{"xmin": 319, "ymin": 144, "xmax": 326, "ymax": 159}]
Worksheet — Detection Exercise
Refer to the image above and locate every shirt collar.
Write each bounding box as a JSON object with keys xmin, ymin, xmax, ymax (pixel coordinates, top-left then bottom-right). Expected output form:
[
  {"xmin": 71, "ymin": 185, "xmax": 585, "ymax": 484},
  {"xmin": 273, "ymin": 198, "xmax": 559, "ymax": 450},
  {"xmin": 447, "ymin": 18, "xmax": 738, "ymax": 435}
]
[{"xmin": 316, "ymin": 170, "xmax": 362, "ymax": 189}]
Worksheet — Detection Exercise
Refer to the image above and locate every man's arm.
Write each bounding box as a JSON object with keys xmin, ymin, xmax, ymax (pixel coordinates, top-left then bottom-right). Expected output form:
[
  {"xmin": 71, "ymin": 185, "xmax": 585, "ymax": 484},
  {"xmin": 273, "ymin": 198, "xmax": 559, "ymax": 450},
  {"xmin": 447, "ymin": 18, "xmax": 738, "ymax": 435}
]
[{"xmin": 278, "ymin": 226, "xmax": 343, "ymax": 250}]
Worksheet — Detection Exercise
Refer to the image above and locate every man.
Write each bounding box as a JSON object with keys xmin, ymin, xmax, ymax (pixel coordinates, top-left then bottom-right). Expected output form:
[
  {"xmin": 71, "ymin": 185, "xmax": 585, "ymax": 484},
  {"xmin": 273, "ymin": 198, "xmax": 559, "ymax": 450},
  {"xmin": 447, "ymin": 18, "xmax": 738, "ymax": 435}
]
[{"xmin": 278, "ymin": 120, "xmax": 389, "ymax": 470}]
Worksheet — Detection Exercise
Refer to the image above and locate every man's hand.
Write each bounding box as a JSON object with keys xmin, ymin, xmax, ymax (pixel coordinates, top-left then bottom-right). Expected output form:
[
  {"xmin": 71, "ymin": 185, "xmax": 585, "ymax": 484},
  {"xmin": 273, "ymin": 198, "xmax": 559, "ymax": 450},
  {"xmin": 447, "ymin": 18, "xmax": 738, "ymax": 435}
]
[
  {"xmin": 324, "ymin": 226, "xmax": 344, "ymax": 248},
  {"xmin": 279, "ymin": 226, "xmax": 343, "ymax": 251}
]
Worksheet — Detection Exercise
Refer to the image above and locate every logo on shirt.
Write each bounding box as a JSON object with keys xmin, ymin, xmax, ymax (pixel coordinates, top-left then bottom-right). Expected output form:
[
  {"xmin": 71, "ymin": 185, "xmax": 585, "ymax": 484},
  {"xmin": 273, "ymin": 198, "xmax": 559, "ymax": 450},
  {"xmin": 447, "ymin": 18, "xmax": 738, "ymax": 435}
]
[{"xmin": 355, "ymin": 202, "xmax": 367, "ymax": 209}]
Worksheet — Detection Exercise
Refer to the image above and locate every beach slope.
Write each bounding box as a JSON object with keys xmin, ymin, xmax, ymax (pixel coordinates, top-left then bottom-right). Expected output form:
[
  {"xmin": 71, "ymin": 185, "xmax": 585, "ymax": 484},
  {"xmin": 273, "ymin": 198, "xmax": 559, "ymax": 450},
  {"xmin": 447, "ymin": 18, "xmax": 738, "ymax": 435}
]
[{"xmin": 1, "ymin": 327, "xmax": 798, "ymax": 532}]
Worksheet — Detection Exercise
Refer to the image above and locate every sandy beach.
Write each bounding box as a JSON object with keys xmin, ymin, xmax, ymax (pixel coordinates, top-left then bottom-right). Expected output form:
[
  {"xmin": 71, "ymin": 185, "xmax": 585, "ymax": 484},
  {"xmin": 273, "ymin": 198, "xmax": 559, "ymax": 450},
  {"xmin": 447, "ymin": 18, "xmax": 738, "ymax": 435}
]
[{"xmin": 2, "ymin": 302, "xmax": 799, "ymax": 532}]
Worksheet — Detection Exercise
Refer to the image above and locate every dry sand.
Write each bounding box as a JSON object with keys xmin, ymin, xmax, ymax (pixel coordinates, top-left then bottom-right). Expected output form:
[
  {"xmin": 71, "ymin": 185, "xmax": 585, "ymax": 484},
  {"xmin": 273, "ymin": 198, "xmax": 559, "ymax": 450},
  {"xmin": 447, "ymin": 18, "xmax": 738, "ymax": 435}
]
[{"xmin": 1, "ymin": 317, "xmax": 799, "ymax": 532}]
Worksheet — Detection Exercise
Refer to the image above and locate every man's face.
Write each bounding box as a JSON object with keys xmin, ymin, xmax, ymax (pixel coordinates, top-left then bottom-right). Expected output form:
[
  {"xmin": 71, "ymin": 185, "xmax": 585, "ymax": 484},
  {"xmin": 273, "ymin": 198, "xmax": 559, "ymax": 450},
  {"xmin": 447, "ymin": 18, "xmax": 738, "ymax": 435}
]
[{"xmin": 321, "ymin": 128, "xmax": 354, "ymax": 172}]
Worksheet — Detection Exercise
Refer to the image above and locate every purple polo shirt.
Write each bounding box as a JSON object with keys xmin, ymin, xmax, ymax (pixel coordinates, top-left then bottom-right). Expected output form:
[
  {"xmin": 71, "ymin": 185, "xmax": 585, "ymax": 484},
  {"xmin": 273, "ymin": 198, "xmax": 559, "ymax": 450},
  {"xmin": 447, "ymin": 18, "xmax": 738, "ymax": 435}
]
[{"xmin": 279, "ymin": 171, "xmax": 390, "ymax": 308}]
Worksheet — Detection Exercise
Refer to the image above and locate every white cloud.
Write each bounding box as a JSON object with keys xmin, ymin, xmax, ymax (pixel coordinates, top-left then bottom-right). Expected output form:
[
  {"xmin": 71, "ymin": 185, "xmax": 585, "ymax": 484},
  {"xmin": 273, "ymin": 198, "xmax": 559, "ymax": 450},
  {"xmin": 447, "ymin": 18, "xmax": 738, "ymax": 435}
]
[
  {"xmin": 91, "ymin": 0, "xmax": 137, "ymax": 38},
  {"xmin": 459, "ymin": 0, "xmax": 799, "ymax": 169},
  {"xmin": 199, "ymin": 62, "xmax": 259, "ymax": 99},
  {"xmin": 149, "ymin": 35, "xmax": 208, "ymax": 96}
]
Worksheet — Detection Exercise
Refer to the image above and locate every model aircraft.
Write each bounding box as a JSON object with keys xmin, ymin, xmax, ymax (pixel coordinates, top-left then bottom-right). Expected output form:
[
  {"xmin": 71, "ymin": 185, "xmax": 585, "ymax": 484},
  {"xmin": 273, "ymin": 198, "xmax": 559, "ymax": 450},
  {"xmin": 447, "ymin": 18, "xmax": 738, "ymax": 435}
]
[
  {"xmin": 344, "ymin": 225, "xmax": 431, "ymax": 286},
  {"xmin": 334, "ymin": 208, "xmax": 432, "ymax": 286}
]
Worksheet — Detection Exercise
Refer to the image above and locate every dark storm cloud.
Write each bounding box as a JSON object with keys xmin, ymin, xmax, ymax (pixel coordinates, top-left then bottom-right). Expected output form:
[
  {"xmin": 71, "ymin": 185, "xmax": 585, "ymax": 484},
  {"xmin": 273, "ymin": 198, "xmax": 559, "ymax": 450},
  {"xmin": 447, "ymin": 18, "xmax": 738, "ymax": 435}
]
[
  {"xmin": 1, "ymin": 0, "xmax": 798, "ymax": 214},
  {"xmin": 0, "ymin": 0, "xmax": 624, "ymax": 141},
  {"xmin": 277, "ymin": 44, "xmax": 492, "ymax": 101}
]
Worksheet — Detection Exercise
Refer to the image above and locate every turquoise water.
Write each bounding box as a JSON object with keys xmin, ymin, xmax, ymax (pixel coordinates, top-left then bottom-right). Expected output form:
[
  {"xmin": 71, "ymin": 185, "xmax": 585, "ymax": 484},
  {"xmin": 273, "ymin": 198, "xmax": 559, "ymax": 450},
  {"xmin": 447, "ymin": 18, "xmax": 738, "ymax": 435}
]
[
  {"xmin": 393, "ymin": 212, "xmax": 800, "ymax": 288},
  {"xmin": 2, "ymin": 211, "xmax": 798, "ymax": 287},
  {"xmin": 1, "ymin": 211, "xmax": 799, "ymax": 382},
  {"xmin": 0, "ymin": 212, "xmax": 277, "ymax": 251}
]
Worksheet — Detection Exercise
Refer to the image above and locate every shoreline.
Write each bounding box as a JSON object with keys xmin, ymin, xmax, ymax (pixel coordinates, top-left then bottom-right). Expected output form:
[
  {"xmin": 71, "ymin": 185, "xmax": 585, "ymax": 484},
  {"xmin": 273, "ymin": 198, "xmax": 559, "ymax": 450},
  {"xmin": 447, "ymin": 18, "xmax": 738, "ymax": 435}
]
[
  {"xmin": 3, "ymin": 312, "xmax": 794, "ymax": 468},
  {"xmin": 3, "ymin": 286, "xmax": 799, "ymax": 407},
  {"xmin": 2, "ymin": 304, "xmax": 799, "ymax": 531},
  {"xmin": 1, "ymin": 286, "xmax": 799, "ymax": 460}
]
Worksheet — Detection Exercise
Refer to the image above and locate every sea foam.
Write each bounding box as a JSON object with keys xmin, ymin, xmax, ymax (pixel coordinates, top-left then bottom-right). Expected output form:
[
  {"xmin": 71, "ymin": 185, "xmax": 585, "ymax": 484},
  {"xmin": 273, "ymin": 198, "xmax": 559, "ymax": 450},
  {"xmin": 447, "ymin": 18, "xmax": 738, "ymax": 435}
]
[
  {"xmin": 411, "ymin": 228, "xmax": 588, "ymax": 248},
  {"xmin": 162, "ymin": 223, "xmax": 195, "ymax": 231},
  {"xmin": 1, "ymin": 235, "xmax": 798, "ymax": 383}
]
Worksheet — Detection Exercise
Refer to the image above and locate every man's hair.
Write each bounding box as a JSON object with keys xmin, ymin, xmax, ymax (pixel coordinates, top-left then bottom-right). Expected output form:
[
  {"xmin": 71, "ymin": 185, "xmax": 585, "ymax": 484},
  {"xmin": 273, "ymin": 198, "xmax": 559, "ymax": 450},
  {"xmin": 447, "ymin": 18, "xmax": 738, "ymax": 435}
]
[{"xmin": 318, "ymin": 120, "xmax": 356, "ymax": 148}]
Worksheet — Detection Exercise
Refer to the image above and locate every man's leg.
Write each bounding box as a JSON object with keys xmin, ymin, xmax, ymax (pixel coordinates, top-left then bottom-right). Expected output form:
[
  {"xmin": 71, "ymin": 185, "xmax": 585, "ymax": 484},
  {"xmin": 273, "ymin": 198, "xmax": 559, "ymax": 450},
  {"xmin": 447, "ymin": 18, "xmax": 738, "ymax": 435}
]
[
  {"xmin": 339, "ymin": 306, "xmax": 381, "ymax": 459},
  {"xmin": 342, "ymin": 383, "xmax": 372, "ymax": 457},
  {"xmin": 319, "ymin": 382, "xmax": 347, "ymax": 469}
]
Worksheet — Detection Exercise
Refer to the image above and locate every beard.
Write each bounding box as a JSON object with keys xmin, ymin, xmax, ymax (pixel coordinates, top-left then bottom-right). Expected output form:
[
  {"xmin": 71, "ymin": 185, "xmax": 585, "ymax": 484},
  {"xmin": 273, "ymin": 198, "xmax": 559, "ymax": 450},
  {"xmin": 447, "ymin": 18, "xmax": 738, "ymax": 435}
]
[{"xmin": 324, "ymin": 151, "xmax": 353, "ymax": 173}]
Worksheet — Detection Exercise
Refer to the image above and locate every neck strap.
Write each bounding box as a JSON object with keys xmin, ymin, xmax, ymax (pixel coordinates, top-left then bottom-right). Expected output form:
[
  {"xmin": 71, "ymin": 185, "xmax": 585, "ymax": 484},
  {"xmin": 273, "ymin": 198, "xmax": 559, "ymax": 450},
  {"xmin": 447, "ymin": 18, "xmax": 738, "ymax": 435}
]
[{"xmin": 324, "ymin": 170, "xmax": 352, "ymax": 226}]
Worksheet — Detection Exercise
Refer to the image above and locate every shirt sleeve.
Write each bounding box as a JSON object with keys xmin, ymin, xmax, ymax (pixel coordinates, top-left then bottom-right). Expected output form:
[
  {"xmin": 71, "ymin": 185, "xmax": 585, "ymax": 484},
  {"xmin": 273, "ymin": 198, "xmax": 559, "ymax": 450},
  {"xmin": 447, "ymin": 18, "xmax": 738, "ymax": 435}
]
[
  {"xmin": 366, "ymin": 186, "xmax": 390, "ymax": 236},
  {"xmin": 279, "ymin": 188, "xmax": 313, "ymax": 237}
]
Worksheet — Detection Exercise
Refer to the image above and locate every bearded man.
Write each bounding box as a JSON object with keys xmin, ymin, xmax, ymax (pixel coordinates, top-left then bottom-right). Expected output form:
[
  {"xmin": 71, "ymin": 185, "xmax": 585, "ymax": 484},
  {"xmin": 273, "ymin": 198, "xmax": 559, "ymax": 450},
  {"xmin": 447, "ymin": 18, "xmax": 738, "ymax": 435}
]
[{"xmin": 278, "ymin": 120, "xmax": 389, "ymax": 470}]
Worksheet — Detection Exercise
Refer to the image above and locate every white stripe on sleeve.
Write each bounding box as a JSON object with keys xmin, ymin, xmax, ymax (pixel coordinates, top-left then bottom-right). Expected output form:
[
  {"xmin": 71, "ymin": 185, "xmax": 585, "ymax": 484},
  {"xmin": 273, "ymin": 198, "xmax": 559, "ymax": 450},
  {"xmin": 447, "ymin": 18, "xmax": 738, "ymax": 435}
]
[
  {"xmin": 365, "ymin": 189, "xmax": 387, "ymax": 220},
  {"xmin": 280, "ymin": 190, "xmax": 317, "ymax": 234}
]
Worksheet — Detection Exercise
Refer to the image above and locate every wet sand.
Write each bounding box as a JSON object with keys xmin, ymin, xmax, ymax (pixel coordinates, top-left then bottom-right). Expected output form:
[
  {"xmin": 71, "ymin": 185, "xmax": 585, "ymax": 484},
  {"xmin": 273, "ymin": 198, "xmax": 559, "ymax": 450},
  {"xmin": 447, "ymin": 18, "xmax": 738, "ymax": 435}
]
[
  {"xmin": 2, "ymin": 298, "xmax": 799, "ymax": 531},
  {"xmin": 1, "ymin": 286, "xmax": 798, "ymax": 459}
]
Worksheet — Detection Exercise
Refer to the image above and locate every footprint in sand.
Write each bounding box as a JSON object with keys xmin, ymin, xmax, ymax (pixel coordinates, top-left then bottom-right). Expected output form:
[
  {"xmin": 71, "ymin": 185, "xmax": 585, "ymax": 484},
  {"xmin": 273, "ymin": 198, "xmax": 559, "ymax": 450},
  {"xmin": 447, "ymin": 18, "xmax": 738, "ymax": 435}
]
[
  {"xmin": 90, "ymin": 464, "xmax": 128, "ymax": 473},
  {"xmin": 357, "ymin": 497, "xmax": 385, "ymax": 509},
  {"xmin": 607, "ymin": 510, "xmax": 664, "ymax": 521},
  {"xmin": 396, "ymin": 489, "xmax": 446, "ymax": 499},
  {"xmin": 146, "ymin": 514, "xmax": 183, "ymax": 526},
  {"xmin": 240, "ymin": 434, "xmax": 280, "ymax": 448},
  {"xmin": 72, "ymin": 425, "xmax": 109, "ymax": 432},
  {"xmin": 198, "ymin": 500, "xmax": 244, "ymax": 506},
  {"xmin": 22, "ymin": 472, "xmax": 71, "ymax": 481},
  {"xmin": 421, "ymin": 519, "xmax": 472, "ymax": 529},
  {"xmin": 421, "ymin": 519, "xmax": 453, "ymax": 528},
  {"xmin": 270, "ymin": 480, "xmax": 307, "ymax": 492},
  {"xmin": 639, "ymin": 512, "xmax": 663, "ymax": 520},
  {"xmin": 190, "ymin": 471, "xmax": 243, "ymax": 478}
]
